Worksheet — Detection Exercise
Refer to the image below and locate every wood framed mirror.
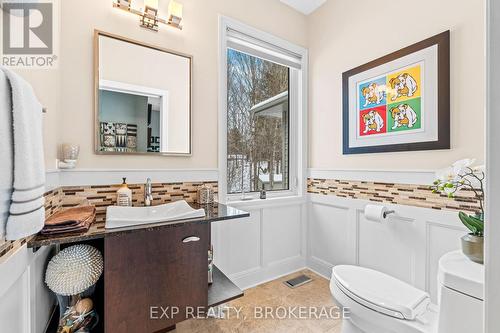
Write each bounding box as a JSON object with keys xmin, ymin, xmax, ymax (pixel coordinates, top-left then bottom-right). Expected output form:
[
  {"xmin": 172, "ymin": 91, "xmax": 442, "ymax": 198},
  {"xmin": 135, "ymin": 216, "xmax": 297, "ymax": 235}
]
[{"xmin": 94, "ymin": 30, "xmax": 192, "ymax": 156}]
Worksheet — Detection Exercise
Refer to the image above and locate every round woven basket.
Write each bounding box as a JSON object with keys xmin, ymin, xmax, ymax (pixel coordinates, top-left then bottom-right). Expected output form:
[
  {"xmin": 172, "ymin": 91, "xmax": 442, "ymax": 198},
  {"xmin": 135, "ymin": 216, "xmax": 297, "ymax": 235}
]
[{"xmin": 45, "ymin": 244, "xmax": 103, "ymax": 296}]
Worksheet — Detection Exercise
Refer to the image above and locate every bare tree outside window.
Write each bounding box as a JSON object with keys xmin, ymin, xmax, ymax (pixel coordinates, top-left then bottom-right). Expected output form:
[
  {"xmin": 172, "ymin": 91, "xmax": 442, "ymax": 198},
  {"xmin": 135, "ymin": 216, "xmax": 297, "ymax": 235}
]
[{"xmin": 227, "ymin": 49, "xmax": 290, "ymax": 194}]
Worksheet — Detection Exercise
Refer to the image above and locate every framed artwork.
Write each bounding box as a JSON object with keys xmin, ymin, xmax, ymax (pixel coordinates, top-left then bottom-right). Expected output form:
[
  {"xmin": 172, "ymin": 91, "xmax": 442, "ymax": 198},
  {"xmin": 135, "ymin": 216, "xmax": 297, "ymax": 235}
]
[{"xmin": 343, "ymin": 31, "xmax": 450, "ymax": 154}]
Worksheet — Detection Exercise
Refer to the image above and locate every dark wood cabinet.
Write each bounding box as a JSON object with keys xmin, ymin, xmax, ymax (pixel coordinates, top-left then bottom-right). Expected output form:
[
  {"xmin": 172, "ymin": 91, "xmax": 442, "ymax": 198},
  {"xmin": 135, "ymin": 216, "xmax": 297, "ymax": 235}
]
[
  {"xmin": 104, "ymin": 223, "xmax": 209, "ymax": 333},
  {"xmin": 33, "ymin": 203, "xmax": 249, "ymax": 333}
]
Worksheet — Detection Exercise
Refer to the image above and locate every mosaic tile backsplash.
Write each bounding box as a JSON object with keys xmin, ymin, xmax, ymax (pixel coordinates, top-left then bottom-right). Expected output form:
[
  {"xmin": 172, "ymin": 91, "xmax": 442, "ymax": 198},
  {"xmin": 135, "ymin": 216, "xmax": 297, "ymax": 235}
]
[
  {"xmin": 60, "ymin": 181, "xmax": 218, "ymax": 223},
  {"xmin": 307, "ymin": 178, "xmax": 482, "ymax": 214},
  {"xmin": 0, "ymin": 181, "xmax": 218, "ymax": 260}
]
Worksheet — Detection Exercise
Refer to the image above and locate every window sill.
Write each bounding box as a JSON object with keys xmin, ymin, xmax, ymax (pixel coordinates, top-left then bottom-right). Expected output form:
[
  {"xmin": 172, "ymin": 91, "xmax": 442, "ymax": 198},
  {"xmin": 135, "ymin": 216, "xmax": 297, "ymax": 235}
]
[{"xmin": 222, "ymin": 195, "xmax": 306, "ymax": 209}]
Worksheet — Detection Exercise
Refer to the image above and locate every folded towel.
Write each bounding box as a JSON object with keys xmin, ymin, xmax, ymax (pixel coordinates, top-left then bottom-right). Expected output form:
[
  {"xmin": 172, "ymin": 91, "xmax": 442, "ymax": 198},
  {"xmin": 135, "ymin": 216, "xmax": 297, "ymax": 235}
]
[
  {"xmin": 40, "ymin": 215, "xmax": 95, "ymax": 235},
  {"xmin": 0, "ymin": 70, "xmax": 13, "ymax": 240},
  {"xmin": 41, "ymin": 206, "xmax": 96, "ymax": 236},
  {"xmin": 44, "ymin": 206, "xmax": 96, "ymax": 227},
  {"xmin": 1, "ymin": 67, "xmax": 46, "ymax": 240}
]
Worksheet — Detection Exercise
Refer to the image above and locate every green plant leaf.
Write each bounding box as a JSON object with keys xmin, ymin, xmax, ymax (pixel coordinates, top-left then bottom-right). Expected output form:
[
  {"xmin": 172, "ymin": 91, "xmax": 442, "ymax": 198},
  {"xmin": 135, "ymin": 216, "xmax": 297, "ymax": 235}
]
[
  {"xmin": 459, "ymin": 215, "xmax": 477, "ymax": 234},
  {"xmin": 459, "ymin": 212, "xmax": 484, "ymax": 235},
  {"xmin": 467, "ymin": 215, "xmax": 485, "ymax": 234}
]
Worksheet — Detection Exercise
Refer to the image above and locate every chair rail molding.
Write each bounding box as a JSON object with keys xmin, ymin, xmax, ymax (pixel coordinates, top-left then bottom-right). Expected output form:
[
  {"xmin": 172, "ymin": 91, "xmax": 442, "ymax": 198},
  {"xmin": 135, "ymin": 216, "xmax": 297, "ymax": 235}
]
[
  {"xmin": 45, "ymin": 168, "xmax": 218, "ymax": 187},
  {"xmin": 308, "ymin": 168, "xmax": 436, "ymax": 185}
]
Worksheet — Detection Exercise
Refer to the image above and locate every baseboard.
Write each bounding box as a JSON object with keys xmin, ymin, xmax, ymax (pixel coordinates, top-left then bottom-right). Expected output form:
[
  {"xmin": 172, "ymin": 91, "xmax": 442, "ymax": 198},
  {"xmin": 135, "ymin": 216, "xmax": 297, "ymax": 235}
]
[
  {"xmin": 228, "ymin": 256, "xmax": 307, "ymax": 290},
  {"xmin": 307, "ymin": 256, "xmax": 334, "ymax": 280}
]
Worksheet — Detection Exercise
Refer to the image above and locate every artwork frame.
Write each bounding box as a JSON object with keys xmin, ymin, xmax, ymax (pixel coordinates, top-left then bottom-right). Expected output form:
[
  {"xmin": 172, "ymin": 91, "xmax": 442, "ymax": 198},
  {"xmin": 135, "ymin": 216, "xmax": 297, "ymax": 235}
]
[{"xmin": 342, "ymin": 31, "xmax": 450, "ymax": 155}]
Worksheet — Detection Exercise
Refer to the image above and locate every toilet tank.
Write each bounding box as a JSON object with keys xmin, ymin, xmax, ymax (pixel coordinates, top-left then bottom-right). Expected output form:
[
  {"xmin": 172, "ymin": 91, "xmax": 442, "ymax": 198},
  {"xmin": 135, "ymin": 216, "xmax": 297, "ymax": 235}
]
[{"xmin": 437, "ymin": 251, "xmax": 484, "ymax": 333}]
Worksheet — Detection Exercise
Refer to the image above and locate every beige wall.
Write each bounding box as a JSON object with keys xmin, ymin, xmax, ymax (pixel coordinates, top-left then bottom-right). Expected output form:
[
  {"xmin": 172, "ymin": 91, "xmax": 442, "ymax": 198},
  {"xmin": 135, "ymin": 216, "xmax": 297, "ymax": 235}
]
[
  {"xmin": 57, "ymin": 0, "xmax": 307, "ymax": 169},
  {"xmin": 308, "ymin": 0, "xmax": 485, "ymax": 170},
  {"xmin": 14, "ymin": 0, "xmax": 485, "ymax": 172}
]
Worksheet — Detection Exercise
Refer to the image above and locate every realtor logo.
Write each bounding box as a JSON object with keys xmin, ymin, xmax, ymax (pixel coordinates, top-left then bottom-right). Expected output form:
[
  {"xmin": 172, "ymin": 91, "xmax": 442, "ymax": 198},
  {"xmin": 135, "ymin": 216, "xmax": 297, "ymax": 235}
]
[{"xmin": 1, "ymin": 0, "xmax": 58, "ymax": 68}]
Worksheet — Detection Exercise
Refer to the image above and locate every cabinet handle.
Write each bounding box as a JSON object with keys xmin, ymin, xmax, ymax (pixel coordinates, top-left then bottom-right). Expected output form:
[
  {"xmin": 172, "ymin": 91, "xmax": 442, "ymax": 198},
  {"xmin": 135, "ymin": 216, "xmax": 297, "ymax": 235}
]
[{"xmin": 182, "ymin": 236, "xmax": 200, "ymax": 243}]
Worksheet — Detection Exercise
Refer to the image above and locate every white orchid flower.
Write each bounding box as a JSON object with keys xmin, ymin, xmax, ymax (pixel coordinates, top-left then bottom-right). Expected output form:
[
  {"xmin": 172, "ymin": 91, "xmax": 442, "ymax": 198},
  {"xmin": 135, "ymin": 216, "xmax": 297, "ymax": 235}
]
[
  {"xmin": 452, "ymin": 158, "xmax": 476, "ymax": 176},
  {"xmin": 473, "ymin": 165, "xmax": 485, "ymax": 173},
  {"xmin": 435, "ymin": 167, "xmax": 456, "ymax": 181}
]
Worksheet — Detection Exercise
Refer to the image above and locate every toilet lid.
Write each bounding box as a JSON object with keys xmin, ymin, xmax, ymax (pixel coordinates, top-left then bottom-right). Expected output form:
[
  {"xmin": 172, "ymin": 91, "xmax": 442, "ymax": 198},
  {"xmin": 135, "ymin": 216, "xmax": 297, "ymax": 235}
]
[{"xmin": 332, "ymin": 265, "xmax": 430, "ymax": 320}]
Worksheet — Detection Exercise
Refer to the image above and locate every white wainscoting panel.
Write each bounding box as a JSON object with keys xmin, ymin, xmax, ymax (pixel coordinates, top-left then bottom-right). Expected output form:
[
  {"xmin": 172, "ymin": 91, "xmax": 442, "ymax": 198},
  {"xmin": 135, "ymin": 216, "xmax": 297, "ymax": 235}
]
[
  {"xmin": 262, "ymin": 205, "xmax": 302, "ymax": 265},
  {"xmin": 357, "ymin": 210, "xmax": 420, "ymax": 286},
  {"xmin": 0, "ymin": 245, "xmax": 54, "ymax": 333},
  {"xmin": 308, "ymin": 203, "xmax": 355, "ymax": 271},
  {"xmin": 212, "ymin": 208, "xmax": 262, "ymax": 276},
  {"xmin": 308, "ymin": 193, "xmax": 467, "ymax": 303},
  {"xmin": 212, "ymin": 198, "xmax": 307, "ymax": 290}
]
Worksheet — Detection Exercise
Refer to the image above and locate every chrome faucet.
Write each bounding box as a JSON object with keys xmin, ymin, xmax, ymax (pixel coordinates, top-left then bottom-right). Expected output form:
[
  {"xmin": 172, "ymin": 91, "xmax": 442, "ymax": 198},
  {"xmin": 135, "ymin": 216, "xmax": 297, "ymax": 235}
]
[{"xmin": 144, "ymin": 178, "xmax": 153, "ymax": 206}]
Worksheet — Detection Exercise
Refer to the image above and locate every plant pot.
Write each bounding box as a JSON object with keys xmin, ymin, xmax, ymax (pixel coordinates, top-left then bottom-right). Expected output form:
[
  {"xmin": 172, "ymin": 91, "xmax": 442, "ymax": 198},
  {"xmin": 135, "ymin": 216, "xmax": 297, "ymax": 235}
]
[{"xmin": 461, "ymin": 234, "xmax": 484, "ymax": 264}]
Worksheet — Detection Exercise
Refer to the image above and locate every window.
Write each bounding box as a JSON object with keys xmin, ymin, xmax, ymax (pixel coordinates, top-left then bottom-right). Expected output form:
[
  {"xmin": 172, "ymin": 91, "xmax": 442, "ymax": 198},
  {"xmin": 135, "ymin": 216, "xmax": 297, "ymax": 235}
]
[
  {"xmin": 227, "ymin": 49, "xmax": 290, "ymax": 194},
  {"xmin": 219, "ymin": 17, "xmax": 307, "ymax": 201}
]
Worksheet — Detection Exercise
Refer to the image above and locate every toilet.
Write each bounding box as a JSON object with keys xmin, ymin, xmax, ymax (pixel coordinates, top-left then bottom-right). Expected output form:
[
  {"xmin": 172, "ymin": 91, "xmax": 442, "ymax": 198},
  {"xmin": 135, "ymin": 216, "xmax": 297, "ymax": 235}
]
[{"xmin": 330, "ymin": 251, "xmax": 484, "ymax": 333}]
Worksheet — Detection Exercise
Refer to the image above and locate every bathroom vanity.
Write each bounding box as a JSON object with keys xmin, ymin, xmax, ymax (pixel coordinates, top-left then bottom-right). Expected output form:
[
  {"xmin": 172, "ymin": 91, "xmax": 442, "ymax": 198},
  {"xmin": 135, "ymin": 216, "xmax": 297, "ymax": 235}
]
[{"xmin": 29, "ymin": 203, "xmax": 249, "ymax": 333}]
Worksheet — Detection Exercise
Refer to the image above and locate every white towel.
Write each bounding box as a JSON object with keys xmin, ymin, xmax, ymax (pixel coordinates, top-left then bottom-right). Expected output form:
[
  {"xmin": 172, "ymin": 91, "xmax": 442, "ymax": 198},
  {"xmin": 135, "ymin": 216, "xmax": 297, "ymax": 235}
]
[
  {"xmin": 0, "ymin": 70, "xmax": 13, "ymax": 240},
  {"xmin": 1, "ymin": 67, "xmax": 45, "ymax": 240}
]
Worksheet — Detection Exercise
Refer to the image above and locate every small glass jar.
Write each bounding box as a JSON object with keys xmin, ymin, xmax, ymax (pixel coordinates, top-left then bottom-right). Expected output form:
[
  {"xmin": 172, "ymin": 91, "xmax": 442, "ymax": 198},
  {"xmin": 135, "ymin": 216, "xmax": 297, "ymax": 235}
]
[
  {"xmin": 62, "ymin": 143, "xmax": 80, "ymax": 162},
  {"xmin": 197, "ymin": 184, "xmax": 214, "ymax": 204}
]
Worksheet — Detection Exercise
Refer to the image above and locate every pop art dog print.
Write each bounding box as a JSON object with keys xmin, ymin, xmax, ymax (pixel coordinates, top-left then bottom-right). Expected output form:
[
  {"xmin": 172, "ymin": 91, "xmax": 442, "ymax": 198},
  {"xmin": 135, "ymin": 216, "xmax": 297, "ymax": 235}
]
[
  {"xmin": 356, "ymin": 64, "xmax": 422, "ymax": 137},
  {"xmin": 343, "ymin": 31, "xmax": 450, "ymax": 154}
]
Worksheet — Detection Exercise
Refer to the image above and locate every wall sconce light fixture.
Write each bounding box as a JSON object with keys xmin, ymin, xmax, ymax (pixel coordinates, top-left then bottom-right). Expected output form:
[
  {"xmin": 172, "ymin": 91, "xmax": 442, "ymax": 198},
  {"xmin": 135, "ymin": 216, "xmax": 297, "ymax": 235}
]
[
  {"xmin": 117, "ymin": 0, "xmax": 132, "ymax": 9},
  {"xmin": 113, "ymin": 0, "xmax": 183, "ymax": 31},
  {"xmin": 141, "ymin": 0, "xmax": 159, "ymax": 31},
  {"xmin": 167, "ymin": 0, "xmax": 183, "ymax": 28}
]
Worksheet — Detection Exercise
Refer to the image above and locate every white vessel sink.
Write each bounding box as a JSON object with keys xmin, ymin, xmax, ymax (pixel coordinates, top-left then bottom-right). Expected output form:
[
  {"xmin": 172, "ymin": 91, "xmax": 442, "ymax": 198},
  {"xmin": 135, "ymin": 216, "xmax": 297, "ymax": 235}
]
[{"xmin": 105, "ymin": 200, "xmax": 206, "ymax": 229}]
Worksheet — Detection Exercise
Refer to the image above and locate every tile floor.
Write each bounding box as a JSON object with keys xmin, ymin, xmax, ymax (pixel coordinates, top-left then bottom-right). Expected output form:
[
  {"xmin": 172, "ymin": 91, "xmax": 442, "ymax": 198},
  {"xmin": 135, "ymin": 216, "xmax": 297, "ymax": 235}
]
[{"xmin": 175, "ymin": 270, "xmax": 343, "ymax": 333}]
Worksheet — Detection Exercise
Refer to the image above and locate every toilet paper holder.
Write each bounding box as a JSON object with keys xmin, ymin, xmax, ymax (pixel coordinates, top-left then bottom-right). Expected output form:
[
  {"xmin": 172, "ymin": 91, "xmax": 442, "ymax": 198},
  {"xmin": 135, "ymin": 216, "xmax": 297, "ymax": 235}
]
[
  {"xmin": 364, "ymin": 204, "xmax": 397, "ymax": 222},
  {"xmin": 383, "ymin": 210, "xmax": 396, "ymax": 218}
]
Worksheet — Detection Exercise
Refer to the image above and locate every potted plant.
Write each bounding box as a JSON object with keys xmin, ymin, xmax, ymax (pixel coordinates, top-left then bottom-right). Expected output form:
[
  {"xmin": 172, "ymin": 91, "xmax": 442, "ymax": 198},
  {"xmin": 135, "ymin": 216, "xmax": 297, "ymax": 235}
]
[{"xmin": 431, "ymin": 159, "xmax": 485, "ymax": 264}]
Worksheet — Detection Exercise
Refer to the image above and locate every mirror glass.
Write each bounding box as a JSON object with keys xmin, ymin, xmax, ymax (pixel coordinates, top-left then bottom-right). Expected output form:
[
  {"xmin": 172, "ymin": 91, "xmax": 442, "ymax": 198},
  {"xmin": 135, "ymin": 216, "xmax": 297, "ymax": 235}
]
[{"xmin": 96, "ymin": 32, "xmax": 191, "ymax": 155}]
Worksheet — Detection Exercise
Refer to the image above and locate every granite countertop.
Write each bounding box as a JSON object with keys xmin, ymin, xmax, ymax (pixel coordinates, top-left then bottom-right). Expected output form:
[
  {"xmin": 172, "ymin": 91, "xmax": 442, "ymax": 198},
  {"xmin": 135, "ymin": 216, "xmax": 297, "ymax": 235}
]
[{"xmin": 28, "ymin": 203, "xmax": 249, "ymax": 249}]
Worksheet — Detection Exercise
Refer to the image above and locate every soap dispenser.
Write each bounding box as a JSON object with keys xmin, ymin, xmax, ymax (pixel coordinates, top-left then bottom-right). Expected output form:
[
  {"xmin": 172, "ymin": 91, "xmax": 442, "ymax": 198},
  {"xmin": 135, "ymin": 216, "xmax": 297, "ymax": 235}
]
[
  {"xmin": 260, "ymin": 185, "xmax": 267, "ymax": 200},
  {"xmin": 117, "ymin": 178, "xmax": 132, "ymax": 207}
]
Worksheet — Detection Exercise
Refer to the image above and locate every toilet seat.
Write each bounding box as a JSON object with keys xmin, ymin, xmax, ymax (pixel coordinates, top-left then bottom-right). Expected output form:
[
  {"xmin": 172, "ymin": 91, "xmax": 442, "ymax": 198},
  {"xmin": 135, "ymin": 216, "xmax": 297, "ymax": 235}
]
[
  {"xmin": 332, "ymin": 265, "xmax": 431, "ymax": 320},
  {"xmin": 330, "ymin": 253, "xmax": 483, "ymax": 333}
]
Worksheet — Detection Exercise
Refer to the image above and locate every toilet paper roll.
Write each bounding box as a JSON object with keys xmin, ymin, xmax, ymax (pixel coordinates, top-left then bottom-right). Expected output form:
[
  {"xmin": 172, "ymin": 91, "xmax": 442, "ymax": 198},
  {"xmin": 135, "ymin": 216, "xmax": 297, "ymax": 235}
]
[{"xmin": 364, "ymin": 204, "xmax": 389, "ymax": 222}]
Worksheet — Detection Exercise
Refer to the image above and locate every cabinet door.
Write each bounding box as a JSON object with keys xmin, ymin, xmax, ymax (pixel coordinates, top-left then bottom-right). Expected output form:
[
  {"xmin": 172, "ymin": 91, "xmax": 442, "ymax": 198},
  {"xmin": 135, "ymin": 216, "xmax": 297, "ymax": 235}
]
[{"xmin": 105, "ymin": 223, "xmax": 209, "ymax": 333}]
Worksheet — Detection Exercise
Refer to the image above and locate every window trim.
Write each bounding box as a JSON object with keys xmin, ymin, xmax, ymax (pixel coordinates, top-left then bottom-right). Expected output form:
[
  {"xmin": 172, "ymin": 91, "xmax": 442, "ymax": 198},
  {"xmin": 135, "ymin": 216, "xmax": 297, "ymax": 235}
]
[{"xmin": 218, "ymin": 16, "xmax": 308, "ymax": 203}]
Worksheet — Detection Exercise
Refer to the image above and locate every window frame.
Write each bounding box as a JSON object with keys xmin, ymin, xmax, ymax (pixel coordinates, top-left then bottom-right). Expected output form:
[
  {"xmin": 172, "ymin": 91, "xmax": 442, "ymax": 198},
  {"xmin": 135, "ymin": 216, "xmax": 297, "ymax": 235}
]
[{"xmin": 218, "ymin": 16, "xmax": 308, "ymax": 203}]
